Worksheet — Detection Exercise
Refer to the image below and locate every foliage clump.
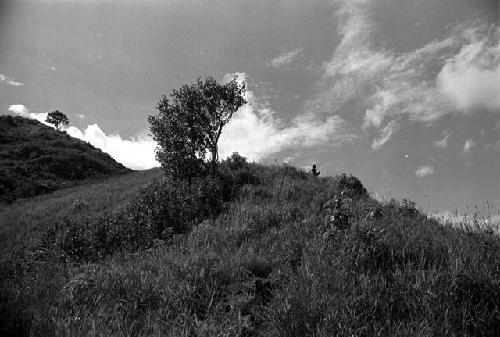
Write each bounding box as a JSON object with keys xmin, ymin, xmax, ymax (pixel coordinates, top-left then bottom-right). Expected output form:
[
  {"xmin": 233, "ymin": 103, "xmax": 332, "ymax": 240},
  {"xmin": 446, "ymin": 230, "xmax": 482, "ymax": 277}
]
[{"xmin": 45, "ymin": 110, "xmax": 69, "ymax": 131}]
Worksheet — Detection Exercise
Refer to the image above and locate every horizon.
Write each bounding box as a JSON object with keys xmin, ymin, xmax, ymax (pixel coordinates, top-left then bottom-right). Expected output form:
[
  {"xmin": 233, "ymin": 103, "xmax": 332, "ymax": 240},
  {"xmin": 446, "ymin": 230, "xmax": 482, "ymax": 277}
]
[{"xmin": 1, "ymin": 0, "xmax": 499, "ymax": 217}]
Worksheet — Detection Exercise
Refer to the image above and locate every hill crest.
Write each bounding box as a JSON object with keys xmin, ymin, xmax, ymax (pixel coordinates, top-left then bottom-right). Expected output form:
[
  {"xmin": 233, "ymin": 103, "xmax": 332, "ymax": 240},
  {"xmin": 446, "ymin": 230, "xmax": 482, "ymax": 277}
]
[{"xmin": 0, "ymin": 115, "xmax": 130, "ymax": 203}]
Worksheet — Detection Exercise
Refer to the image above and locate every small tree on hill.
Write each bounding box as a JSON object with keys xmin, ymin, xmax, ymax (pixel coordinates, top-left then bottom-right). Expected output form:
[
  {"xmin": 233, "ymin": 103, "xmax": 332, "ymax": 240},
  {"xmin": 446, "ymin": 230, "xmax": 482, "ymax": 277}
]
[
  {"xmin": 149, "ymin": 76, "xmax": 246, "ymax": 179},
  {"xmin": 46, "ymin": 110, "xmax": 69, "ymax": 131}
]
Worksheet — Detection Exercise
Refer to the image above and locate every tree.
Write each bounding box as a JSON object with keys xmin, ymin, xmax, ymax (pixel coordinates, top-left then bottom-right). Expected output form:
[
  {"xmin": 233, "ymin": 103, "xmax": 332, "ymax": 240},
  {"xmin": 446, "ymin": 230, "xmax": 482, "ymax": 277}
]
[
  {"xmin": 46, "ymin": 110, "xmax": 69, "ymax": 131},
  {"xmin": 149, "ymin": 76, "xmax": 246, "ymax": 179}
]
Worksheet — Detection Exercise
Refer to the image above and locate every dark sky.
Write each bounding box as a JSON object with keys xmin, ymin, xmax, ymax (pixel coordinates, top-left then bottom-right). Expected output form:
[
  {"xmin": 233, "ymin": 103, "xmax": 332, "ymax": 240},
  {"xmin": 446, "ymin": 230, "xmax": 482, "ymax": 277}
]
[{"xmin": 1, "ymin": 0, "xmax": 499, "ymax": 218}]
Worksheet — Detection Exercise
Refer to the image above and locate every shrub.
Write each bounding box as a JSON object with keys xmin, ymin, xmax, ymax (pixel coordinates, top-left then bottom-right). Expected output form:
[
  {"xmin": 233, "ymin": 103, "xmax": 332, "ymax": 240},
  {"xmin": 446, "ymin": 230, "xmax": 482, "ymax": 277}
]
[
  {"xmin": 218, "ymin": 155, "xmax": 260, "ymax": 201},
  {"xmin": 37, "ymin": 176, "xmax": 225, "ymax": 261},
  {"xmin": 336, "ymin": 172, "xmax": 367, "ymax": 198},
  {"xmin": 223, "ymin": 152, "xmax": 248, "ymax": 171}
]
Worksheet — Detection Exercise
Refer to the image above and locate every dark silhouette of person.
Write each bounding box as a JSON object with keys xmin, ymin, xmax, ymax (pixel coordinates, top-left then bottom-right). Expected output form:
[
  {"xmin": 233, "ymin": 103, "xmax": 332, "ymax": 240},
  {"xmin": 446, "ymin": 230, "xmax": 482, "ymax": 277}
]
[{"xmin": 311, "ymin": 164, "xmax": 320, "ymax": 177}]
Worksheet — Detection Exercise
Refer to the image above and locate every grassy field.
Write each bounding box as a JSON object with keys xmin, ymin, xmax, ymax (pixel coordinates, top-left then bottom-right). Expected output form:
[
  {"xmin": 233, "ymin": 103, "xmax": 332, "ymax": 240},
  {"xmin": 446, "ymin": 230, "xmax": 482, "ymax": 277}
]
[
  {"xmin": 1, "ymin": 163, "xmax": 499, "ymax": 336},
  {"xmin": 0, "ymin": 168, "xmax": 163, "ymax": 258}
]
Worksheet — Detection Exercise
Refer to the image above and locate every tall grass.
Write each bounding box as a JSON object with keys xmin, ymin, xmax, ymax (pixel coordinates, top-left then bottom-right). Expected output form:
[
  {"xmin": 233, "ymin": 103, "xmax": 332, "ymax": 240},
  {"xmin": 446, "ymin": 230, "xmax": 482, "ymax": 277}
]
[
  {"xmin": 1, "ymin": 163, "xmax": 499, "ymax": 336},
  {"xmin": 0, "ymin": 169, "xmax": 163, "ymax": 258}
]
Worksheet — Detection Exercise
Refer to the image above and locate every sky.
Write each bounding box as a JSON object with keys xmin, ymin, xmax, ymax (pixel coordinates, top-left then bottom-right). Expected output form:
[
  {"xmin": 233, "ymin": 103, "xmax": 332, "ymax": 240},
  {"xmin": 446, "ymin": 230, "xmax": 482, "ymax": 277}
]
[{"xmin": 1, "ymin": 0, "xmax": 499, "ymax": 218}]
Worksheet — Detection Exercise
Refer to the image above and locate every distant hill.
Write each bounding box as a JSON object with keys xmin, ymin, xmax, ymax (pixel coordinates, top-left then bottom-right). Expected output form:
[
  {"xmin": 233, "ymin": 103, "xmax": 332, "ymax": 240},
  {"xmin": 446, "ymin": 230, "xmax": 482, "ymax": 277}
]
[{"xmin": 0, "ymin": 115, "xmax": 130, "ymax": 203}]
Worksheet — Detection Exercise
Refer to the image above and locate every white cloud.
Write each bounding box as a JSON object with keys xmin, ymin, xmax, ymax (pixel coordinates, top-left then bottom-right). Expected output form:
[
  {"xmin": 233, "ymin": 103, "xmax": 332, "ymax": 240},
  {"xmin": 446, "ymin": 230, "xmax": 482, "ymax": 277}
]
[
  {"xmin": 463, "ymin": 138, "xmax": 476, "ymax": 153},
  {"xmin": 8, "ymin": 104, "xmax": 158, "ymax": 170},
  {"xmin": 433, "ymin": 131, "xmax": 451, "ymax": 149},
  {"xmin": 312, "ymin": 1, "xmax": 499, "ymax": 150},
  {"xmin": 8, "ymin": 104, "xmax": 49, "ymax": 125},
  {"xmin": 66, "ymin": 125, "xmax": 158, "ymax": 170},
  {"xmin": 363, "ymin": 90, "xmax": 396, "ymax": 128},
  {"xmin": 316, "ymin": 0, "xmax": 393, "ymax": 112},
  {"xmin": 371, "ymin": 119, "xmax": 398, "ymax": 150},
  {"xmin": 415, "ymin": 165, "xmax": 435, "ymax": 178},
  {"xmin": 8, "ymin": 104, "xmax": 29, "ymax": 115},
  {"xmin": 437, "ymin": 28, "xmax": 500, "ymax": 111},
  {"xmin": 0, "ymin": 73, "xmax": 23, "ymax": 86},
  {"xmin": 268, "ymin": 48, "xmax": 302, "ymax": 68},
  {"xmin": 220, "ymin": 107, "xmax": 352, "ymax": 161},
  {"xmin": 219, "ymin": 72, "xmax": 355, "ymax": 161},
  {"xmin": 314, "ymin": 0, "xmax": 460, "ymax": 142}
]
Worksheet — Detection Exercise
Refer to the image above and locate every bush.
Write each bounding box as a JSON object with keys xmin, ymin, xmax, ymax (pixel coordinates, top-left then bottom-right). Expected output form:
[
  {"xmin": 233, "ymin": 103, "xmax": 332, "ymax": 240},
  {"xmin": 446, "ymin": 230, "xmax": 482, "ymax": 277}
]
[
  {"xmin": 336, "ymin": 172, "xmax": 367, "ymax": 198},
  {"xmin": 223, "ymin": 152, "xmax": 248, "ymax": 171},
  {"xmin": 37, "ymin": 176, "xmax": 225, "ymax": 262},
  {"xmin": 218, "ymin": 156, "xmax": 260, "ymax": 201}
]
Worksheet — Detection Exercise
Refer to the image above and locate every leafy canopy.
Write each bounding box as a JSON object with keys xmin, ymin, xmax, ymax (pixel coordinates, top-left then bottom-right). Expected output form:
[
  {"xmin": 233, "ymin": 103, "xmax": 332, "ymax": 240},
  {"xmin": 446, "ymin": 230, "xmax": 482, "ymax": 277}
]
[
  {"xmin": 46, "ymin": 110, "xmax": 69, "ymax": 131},
  {"xmin": 149, "ymin": 76, "xmax": 246, "ymax": 179}
]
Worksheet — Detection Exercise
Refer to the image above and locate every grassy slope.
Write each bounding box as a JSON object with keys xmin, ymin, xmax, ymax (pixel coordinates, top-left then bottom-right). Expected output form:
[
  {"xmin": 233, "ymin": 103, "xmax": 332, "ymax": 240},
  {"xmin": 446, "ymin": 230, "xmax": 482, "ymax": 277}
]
[
  {"xmin": 0, "ymin": 115, "xmax": 130, "ymax": 203},
  {"xmin": 1, "ymin": 164, "xmax": 500, "ymax": 336},
  {"xmin": 0, "ymin": 168, "xmax": 163, "ymax": 258}
]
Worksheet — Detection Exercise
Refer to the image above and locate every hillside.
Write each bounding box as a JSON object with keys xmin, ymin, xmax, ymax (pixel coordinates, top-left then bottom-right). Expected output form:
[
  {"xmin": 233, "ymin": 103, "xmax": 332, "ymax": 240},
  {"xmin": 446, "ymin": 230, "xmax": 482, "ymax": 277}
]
[
  {"xmin": 0, "ymin": 168, "xmax": 163, "ymax": 258},
  {"xmin": 1, "ymin": 162, "xmax": 499, "ymax": 336},
  {"xmin": 0, "ymin": 115, "xmax": 130, "ymax": 203}
]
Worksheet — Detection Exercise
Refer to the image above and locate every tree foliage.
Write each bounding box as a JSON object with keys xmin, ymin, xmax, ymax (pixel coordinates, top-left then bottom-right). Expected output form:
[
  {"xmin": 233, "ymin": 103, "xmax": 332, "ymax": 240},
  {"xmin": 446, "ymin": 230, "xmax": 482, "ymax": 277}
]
[
  {"xmin": 148, "ymin": 77, "xmax": 246, "ymax": 179},
  {"xmin": 46, "ymin": 110, "xmax": 69, "ymax": 131}
]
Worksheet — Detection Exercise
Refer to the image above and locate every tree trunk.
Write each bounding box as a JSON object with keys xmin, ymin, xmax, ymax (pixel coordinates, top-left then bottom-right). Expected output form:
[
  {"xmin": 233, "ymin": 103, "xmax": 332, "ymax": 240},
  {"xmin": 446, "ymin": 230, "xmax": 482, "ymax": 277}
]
[
  {"xmin": 210, "ymin": 127, "xmax": 223, "ymax": 176},
  {"xmin": 210, "ymin": 144, "xmax": 218, "ymax": 175}
]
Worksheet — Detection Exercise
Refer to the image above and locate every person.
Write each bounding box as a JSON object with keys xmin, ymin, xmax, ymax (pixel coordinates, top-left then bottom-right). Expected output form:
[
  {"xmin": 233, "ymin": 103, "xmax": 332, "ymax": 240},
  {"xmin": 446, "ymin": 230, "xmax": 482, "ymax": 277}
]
[{"xmin": 311, "ymin": 164, "xmax": 320, "ymax": 177}]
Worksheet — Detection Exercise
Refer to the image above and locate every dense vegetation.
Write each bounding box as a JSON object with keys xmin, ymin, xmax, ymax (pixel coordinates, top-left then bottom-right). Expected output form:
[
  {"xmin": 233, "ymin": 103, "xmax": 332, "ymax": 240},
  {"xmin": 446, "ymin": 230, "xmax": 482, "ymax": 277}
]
[
  {"xmin": 0, "ymin": 168, "xmax": 163, "ymax": 258},
  {"xmin": 1, "ymin": 156, "xmax": 499, "ymax": 336},
  {"xmin": 0, "ymin": 115, "xmax": 129, "ymax": 203}
]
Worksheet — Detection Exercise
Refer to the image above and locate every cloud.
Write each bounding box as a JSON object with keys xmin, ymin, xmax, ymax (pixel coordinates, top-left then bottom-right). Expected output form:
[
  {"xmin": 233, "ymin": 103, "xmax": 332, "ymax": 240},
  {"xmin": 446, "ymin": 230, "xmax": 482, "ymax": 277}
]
[
  {"xmin": 220, "ymin": 107, "xmax": 352, "ymax": 161},
  {"xmin": 311, "ymin": 1, "xmax": 500, "ymax": 150},
  {"xmin": 8, "ymin": 104, "xmax": 158, "ymax": 170},
  {"xmin": 315, "ymin": 0, "xmax": 393, "ymax": 113},
  {"xmin": 437, "ymin": 27, "xmax": 500, "ymax": 111},
  {"xmin": 0, "ymin": 73, "xmax": 23, "ymax": 86},
  {"xmin": 415, "ymin": 165, "xmax": 435, "ymax": 178},
  {"xmin": 314, "ymin": 0, "xmax": 460, "ymax": 137},
  {"xmin": 463, "ymin": 138, "xmax": 476, "ymax": 153},
  {"xmin": 371, "ymin": 119, "xmax": 398, "ymax": 150},
  {"xmin": 219, "ymin": 72, "xmax": 355, "ymax": 161},
  {"xmin": 66, "ymin": 125, "xmax": 158, "ymax": 170},
  {"xmin": 268, "ymin": 48, "xmax": 302, "ymax": 68},
  {"xmin": 8, "ymin": 104, "xmax": 49, "ymax": 125},
  {"xmin": 433, "ymin": 131, "xmax": 451, "ymax": 149},
  {"xmin": 8, "ymin": 104, "xmax": 29, "ymax": 115}
]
